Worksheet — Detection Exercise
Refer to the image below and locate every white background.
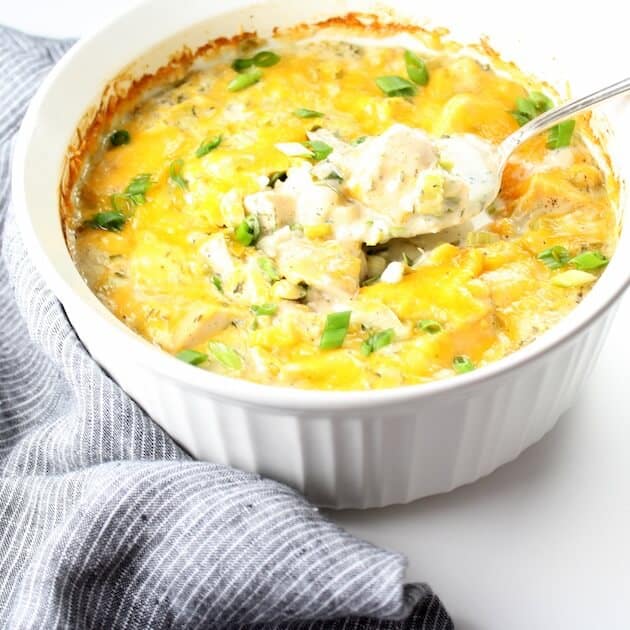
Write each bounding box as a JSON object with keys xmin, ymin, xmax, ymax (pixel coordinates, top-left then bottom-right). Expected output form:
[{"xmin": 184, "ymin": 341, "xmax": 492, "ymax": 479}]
[{"xmin": 2, "ymin": 2, "xmax": 629, "ymax": 628}]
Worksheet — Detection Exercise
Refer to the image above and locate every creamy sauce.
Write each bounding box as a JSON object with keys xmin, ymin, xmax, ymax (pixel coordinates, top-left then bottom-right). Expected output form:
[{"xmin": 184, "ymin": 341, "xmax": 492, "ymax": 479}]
[{"xmin": 246, "ymin": 124, "xmax": 499, "ymax": 246}]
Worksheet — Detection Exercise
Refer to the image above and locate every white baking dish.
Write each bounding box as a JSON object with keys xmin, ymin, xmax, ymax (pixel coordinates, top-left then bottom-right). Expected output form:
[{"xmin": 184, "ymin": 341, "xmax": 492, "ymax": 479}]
[{"xmin": 12, "ymin": 0, "xmax": 630, "ymax": 508}]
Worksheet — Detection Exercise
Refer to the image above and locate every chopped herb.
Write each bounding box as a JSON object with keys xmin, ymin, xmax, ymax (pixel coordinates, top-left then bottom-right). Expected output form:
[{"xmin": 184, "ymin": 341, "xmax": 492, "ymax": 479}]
[
  {"xmin": 258, "ymin": 257, "xmax": 280, "ymax": 282},
  {"xmin": 233, "ymin": 50, "xmax": 280, "ymax": 72},
  {"xmin": 108, "ymin": 129, "xmax": 130, "ymax": 147},
  {"xmin": 232, "ymin": 57, "xmax": 254, "ymax": 72},
  {"xmin": 208, "ymin": 341, "xmax": 242, "ymax": 370},
  {"xmin": 252, "ymin": 50, "xmax": 280, "ymax": 67},
  {"xmin": 176, "ymin": 349, "xmax": 208, "ymax": 365},
  {"xmin": 169, "ymin": 159, "xmax": 188, "ymax": 190},
  {"xmin": 529, "ymin": 91, "xmax": 554, "ymax": 112},
  {"xmin": 87, "ymin": 211, "xmax": 126, "ymax": 232},
  {"xmin": 251, "ymin": 303, "xmax": 277, "ymax": 316},
  {"xmin": 417, "ymin": 319, "xmax": 442, "ymax": 334},
  {"xmin": 304, "ymin": 140, "xmax": 333, "ymax": 161},
  {"xmin": 234, "ymin": 215, "xmax": 260, "ymax": 246},
  {"xmin": 547, "ymin": 119, "xmax": 576, "ymax": 149},
  {"xmin": 570, "ymin": 250, "xmax": 609, "ymax": 271},
  {"xmin": 212, "ymin": 275, "xmax": 223, "ymax": 292},
  {"xmin": 294, "ymin": 108, "xmax": 324, "ymax": 118},
  {"xmin": 268, "ymin": 171, "xmax": 287, "ymax": 187},
  {"xmin": 375, "ymin": 75, "xmax": 416, "ymax": 97},
  {"xmin": 510, "ymin": 91, "xmax": 553, "ymax": 126},
  {"xmin": 325, "ymin": 171, "xmax": 343, "ymax": 181},
  {"xmin": 195, "ymin": 135, "xmax": 222, "ymax": 158},
  {"xmin": 109, "ymin": 173, "xmax": 153, "ymax": 213},
  {"xmin": 319, "ymin": 311, "xmax": 352, "ymax": 350},
  {"xmin": 453, "ymin": 355, "xmax": 475, "ymax": 374},
  {"xmin": 512, "ymin": 96, "xmax": 538, "ymax": 123},
  {"xmin": 404, "ymin": 50, "xmax": 429, "ymax": 86},
  {"xmin": 125, "ymin": 174, "xmax": 152, "ymax": 201},
  {"xmin": 353, "ymin": 136, "xmax": 368, "ymax": 145},
  {"xmin": 510, "ymin": 110, "xmax": 532, "ymax": 127},
  {"xmin": 227, "ymin": 67, "xmax": 262, "ymax": 92},
  {"xmin": 360, "ymin": 328, "xmax": 394, "ymax": 356},
  {"xmin": 537, "ymin": 245, "xmax": 570, "ymax": 269}
]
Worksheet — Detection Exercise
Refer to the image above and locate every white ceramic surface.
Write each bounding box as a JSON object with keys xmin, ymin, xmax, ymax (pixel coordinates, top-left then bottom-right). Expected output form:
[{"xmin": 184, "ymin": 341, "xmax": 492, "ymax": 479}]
[{"xmin": 11, "ymin": 0, "xmax": 630, "ymax": 508}]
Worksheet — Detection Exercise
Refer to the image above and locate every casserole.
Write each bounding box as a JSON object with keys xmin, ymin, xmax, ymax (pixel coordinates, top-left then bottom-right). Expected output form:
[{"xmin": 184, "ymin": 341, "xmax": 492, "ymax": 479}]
[{"xmin": 12, "ymin": 0, "xmax": 630, "ymax": 507}]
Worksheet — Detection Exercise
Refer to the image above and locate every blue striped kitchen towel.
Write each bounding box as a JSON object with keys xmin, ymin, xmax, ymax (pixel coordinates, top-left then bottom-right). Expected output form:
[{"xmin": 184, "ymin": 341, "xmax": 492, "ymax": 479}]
[{"xmin": 0, "ymin": 27, "xmax": 453, "ymax": 629}]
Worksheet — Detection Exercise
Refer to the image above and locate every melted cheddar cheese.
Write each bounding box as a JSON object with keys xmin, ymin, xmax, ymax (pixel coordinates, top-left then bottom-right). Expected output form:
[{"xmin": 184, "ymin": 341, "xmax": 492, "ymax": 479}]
[{"xmin": 64, "ymin": 23, "xmax": 618, "ymax": 390}]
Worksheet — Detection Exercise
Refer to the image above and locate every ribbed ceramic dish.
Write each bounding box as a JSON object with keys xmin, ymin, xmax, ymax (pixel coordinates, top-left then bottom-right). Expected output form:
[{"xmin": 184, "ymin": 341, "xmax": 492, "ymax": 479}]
[{"xmin": 12, "ymin": 0, "xmax": 630, "ymax": 508}]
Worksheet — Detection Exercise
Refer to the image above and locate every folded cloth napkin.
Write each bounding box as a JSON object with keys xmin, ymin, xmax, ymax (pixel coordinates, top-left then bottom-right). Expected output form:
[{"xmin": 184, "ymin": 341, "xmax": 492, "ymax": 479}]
[{"xmin": 0, "ymin": 27, "xmax": 453, "ymax": 630}]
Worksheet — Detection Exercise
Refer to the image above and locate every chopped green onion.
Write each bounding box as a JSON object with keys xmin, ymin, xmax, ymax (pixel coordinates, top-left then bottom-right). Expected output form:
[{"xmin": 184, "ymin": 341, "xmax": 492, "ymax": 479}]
[
  {"xmin": 234, "ymin": 215, "xmax": 260, "ymax": 246},
  {"xmin": 418, "ymin": 319, "xmax": 442, "ymax": 334},
  {"xmin": 195, "ymin": 135, "xmax": 222, "ymax": 158},
  {"xmin": 87, "ymin": 211, "xmax": 126, "ymax": 232},
  {"xmin": 547, "ymin": 119, "xmax": 576, "ymax": 149},
  {"xmin": 109, "ymin": 174, "xmax": 152, "ymax": 212},
  {"xmin": 353, "ymin": 136, "xmax": 368, "ymax": 145},
  {"xmin": 125, "ymin": 173, "xmax": 152, "ymax": 200},
  {"xmin": 251, "ymin": 303, "xmax": 277, "ymax": 316},
  {"xmin": 404, "ymin": 50, "xmax": 429, "ymax": 86},
  {"xmin": 375, "ymin": 75, "xmax": 417, "ymax": 97},
  {"xmin": 176, "ymin": 349, "xmax": 208, "ymax": 365},
  {"xmin": 208, "ymin": 341, "xmax": 242, "ymax": 370},
  {"xmin": 513, "ymin": 96, "xmax": 537, "ymax": 122},
  {"xmin": 319, "ymin": 311, "xmax": 352, "ymax": 350},
  {"xmin": 360, "ymin": 328, "xmax": 394, "ymax": 356},
  {"xmin": 232, "ymin": 57, "xmax": 254, "ymax": 72},
  {"xmin": 511, "ymin": 91, "xmax": 554, "ymax": 126},
  {"xmin": 294, "ymin": 107, "xmax": 324, "ymax": 118},
  {"xmin": 212, "ymin": 275, "xmax": 223, "ymax": 292},
  {"xmin": 510, "ymin": 110, "xmax": 532, "ymax": 127},
  {"xmin": 169, "ymin": 159, "xmax": 188, "ymax": 190},
  {"xmin": 453, "ymin": 355, "xmax": 475, "ymax": 374},
  {"xmin": 258, "ymin": 257, "xmax": 280, "ymax": 282},
  {"xmin": 268, "ymin": 171, "xmax": 287, "ymax": 187},
  {"xmin": 252, "ymin": 50, "xmax": 280, "ymax": 67},
  {"xmin": 529, "ymin": 91, "xmax": 554, "ymax": 113},
  {"xmin": 228, "ymin": 67, "xmax": 262, "ymax": 92},
  {"xmin": 569, "ymin": 251, "xmax": 609, "ymax": 271},
  {"xmin": 232, "ymin": 50, "xmax": 280, "ymax": 72},
  {"xmin": 537, "ymin": 245, "xmax": 570, "ymax": 269},
  {"xmin": 108, "ymin": 129, "xmax": 130, "ymax": 147},
  {"xmin": 304, "ymin": 140, "xmax": 333, "ymax": 161}
]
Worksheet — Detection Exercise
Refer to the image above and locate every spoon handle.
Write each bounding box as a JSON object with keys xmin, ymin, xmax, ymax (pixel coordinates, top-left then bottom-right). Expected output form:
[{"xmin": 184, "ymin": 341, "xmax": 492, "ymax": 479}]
[{"xmin": 500, "ymin": 76, "xmax": 630, "ymax": 157}]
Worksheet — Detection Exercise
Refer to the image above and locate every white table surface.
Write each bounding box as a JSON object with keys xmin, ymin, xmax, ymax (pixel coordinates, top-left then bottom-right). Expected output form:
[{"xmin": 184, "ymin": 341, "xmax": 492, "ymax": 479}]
[{"xmin": 2, "ymin": 3, "xmax": 629, "ymax": 628}]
